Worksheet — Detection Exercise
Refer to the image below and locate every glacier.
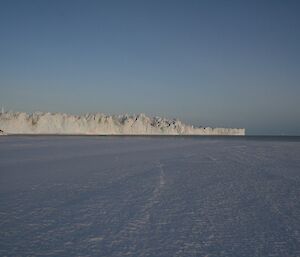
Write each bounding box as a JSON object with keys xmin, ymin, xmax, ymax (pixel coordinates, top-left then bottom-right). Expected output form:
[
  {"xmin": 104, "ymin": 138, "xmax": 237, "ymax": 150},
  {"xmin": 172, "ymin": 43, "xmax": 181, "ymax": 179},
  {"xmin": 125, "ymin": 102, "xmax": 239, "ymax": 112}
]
[{"xmin": 0, "ymin": 111, "xmax": 245, "ymax": 135}]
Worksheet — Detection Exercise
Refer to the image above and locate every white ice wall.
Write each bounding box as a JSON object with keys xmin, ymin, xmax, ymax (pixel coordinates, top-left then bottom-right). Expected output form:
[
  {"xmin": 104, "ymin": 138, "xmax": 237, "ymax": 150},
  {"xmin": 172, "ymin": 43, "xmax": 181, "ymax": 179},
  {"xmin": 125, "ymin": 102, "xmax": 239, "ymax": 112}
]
[{"xmin": 0, "ymin": 112, "xmax": 245, "ymax": 135}]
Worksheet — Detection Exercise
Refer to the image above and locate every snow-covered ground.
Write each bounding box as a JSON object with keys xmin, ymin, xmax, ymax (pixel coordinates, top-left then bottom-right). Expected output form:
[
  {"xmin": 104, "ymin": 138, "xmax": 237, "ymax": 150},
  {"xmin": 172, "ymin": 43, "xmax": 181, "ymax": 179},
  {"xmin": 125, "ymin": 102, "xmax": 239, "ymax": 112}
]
[
  {"xmin": 0, "ymin": 136, "xmax": 299, "ymax": 256},
  {"xmin": 0, "ymin": 111, "xmax": 245, "ymax": 135}
]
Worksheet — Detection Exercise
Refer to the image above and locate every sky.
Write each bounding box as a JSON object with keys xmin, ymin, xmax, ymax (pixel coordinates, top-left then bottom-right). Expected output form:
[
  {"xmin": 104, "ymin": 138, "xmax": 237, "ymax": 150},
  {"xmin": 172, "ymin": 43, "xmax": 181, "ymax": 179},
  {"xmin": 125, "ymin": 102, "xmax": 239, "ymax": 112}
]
[{"xmin": 0, "ymin": 0, "xmax": 299, "ymax": 135}]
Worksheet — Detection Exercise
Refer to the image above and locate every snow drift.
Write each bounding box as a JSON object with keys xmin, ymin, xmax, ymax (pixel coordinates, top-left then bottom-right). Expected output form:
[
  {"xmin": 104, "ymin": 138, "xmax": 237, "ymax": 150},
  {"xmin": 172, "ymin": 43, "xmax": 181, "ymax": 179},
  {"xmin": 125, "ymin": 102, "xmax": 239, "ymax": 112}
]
[{"xmin": 0, "ymin": 111, "xmax": 245, "ymax": 135}]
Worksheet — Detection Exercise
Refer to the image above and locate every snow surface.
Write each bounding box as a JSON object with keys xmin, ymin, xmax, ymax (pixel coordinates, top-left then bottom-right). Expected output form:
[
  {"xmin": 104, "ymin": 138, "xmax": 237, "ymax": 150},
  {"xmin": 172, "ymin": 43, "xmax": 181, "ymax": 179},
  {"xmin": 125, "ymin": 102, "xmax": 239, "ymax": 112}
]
[
  {"xmin": 0, "ymin": 112, "xmax": 245, "ymax": 135},
  {"xmin": 0, "ymin": 136, "xmax": 299, "ymax": 256}
]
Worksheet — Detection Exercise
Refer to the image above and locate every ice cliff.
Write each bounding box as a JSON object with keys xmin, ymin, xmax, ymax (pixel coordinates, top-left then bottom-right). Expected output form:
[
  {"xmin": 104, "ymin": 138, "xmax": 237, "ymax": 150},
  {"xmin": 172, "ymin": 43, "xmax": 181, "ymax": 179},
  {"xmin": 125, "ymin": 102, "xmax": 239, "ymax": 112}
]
[{"xmin": 0, "ymin": 112, "xmax": 245, "ymax": 135}]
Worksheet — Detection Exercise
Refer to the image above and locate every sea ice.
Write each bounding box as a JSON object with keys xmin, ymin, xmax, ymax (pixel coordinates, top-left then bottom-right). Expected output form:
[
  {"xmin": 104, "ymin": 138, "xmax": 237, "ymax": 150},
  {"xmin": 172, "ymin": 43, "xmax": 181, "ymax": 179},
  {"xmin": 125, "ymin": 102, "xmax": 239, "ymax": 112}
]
[{"xmin": 0, "ymin": 136, "xmax": 299, "ymax": 256}]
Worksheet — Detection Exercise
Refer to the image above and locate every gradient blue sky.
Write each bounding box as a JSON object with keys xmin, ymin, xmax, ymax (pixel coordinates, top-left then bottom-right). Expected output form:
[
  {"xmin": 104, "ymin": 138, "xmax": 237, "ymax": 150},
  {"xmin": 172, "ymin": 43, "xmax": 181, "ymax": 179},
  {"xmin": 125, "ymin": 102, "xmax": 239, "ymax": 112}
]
[{"xmin": 0, "ymin": 0, "xmax": 299, "ymax": 135}]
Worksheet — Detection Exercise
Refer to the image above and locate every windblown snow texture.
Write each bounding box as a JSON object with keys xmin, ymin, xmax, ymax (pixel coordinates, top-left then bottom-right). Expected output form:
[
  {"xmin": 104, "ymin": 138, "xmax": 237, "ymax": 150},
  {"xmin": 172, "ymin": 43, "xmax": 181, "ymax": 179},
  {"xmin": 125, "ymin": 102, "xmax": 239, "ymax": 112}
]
[
  {"xmin": 0, "ymin": 112, "xmax": 245, "ymax": 135},
  {"xmin": 0, "ymin": 136, "xmax": 299, "ymax": 256}
]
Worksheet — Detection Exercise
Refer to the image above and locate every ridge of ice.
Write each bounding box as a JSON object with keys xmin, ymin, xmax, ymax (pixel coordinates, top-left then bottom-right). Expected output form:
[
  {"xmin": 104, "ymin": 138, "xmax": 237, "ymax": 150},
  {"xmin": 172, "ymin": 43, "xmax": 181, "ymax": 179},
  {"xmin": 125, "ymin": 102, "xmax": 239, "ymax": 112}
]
[{"xmin": 0, "ymin": 111, "xmax": 245, "ymax": 135}]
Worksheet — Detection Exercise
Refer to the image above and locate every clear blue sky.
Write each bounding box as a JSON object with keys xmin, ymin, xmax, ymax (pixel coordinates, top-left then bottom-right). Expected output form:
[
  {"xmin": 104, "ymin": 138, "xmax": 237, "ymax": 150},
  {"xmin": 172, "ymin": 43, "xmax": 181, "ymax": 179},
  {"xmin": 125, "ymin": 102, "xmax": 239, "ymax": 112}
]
[{"xmin": 0, "ymin": 0, "xmax": 299, "ymax": 135}]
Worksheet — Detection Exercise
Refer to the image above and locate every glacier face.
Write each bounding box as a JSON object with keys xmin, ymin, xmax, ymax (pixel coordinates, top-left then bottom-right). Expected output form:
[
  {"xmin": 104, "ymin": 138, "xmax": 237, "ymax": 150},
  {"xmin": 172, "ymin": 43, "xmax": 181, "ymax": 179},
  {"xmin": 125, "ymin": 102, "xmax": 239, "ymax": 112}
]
[{"xmin": 0, "ymin": 112, "xmax": 245, "ymax": 135}]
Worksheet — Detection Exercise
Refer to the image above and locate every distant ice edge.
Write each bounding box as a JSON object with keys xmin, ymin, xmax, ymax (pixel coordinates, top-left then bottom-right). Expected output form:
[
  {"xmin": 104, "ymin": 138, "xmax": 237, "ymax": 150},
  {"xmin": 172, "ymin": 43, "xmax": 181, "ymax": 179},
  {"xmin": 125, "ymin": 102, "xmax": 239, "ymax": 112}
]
[{"xmin": 0, "ymin": 112, "xmax": 245, "ymax": 136}]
